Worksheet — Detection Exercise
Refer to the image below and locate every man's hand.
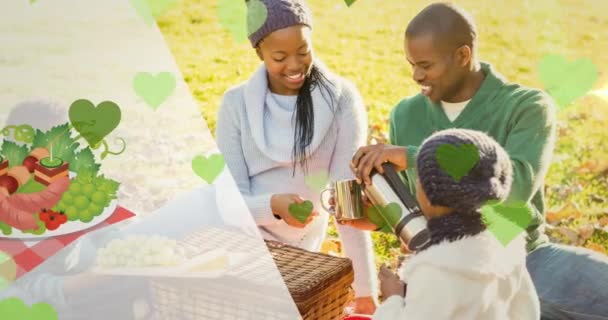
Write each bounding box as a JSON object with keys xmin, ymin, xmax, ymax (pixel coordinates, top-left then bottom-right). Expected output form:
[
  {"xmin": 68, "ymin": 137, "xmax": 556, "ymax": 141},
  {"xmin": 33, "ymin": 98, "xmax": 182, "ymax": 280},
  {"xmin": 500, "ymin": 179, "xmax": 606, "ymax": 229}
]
[
  {"xmin": 336, "ymin": 195, "xmax": 382, "ymax": 231},
  {"xmin": 353, "ymin": 296, "xmax": 377, "ymax": 314},
  {"xmin": 351, "ymin": 144, "xmax": 408, "ymax": 186},
  {"xmin": 379, "ymin": 264, "xmax": 406, "ymax": 300}
]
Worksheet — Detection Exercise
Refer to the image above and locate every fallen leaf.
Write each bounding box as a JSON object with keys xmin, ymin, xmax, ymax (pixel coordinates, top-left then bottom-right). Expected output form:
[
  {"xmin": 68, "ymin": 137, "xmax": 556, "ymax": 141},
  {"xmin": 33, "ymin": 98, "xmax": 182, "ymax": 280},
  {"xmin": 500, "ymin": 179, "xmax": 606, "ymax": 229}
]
[
  {"xmin": 555, "ymin": 226, "xmax": 579, "ymax": 244},
  {"xmin": 546, "ymin": 203, "xmax": 583, "ymax": 225},
  {"xmin": 320, "ymin": 238, "xmax": 343, "ymax": 257},
  {"xmin": 574, "ymin": 160, "xmax": 608, "ymax": 175},
  {"xmin": 598, "ymin": 216, "xmax": 608, "ymax": 227},
  {"xmin": 578, "ymin": 224, "xmax": 595, "ymax": 242}
]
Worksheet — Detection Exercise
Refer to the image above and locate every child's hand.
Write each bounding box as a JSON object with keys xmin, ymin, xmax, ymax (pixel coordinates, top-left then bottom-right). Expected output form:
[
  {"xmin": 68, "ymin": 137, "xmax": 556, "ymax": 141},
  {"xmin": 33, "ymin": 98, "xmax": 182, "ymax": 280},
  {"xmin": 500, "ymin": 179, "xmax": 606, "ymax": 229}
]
[{"xmin": 379, "ymin": 264, "xmax": 406, "ymax": 300}]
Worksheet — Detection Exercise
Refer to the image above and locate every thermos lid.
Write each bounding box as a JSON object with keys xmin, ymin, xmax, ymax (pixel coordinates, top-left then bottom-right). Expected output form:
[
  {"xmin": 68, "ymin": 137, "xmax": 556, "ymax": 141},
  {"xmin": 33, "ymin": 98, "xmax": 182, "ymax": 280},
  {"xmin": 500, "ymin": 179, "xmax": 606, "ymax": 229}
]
[{"xmin": 408, "ymin": 228, "xmax": 430, "ymax": 251}]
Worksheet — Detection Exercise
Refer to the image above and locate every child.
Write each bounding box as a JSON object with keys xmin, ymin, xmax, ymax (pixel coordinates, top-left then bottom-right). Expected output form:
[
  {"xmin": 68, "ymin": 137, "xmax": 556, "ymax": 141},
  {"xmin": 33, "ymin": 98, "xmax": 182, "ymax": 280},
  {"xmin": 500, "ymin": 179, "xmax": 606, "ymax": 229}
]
[
  {"xmin": 215, "ymin": 0, "xmax": 376, "ymax": 312},
  {"xmin": 372, "ymin": 128, "xmax": 540, "ymax": 319}
]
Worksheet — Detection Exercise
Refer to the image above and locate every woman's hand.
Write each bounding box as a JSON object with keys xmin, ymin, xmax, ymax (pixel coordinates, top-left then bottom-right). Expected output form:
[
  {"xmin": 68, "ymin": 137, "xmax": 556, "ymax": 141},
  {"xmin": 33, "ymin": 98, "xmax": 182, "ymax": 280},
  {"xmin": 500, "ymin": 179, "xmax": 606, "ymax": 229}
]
[
  {"xmin": 271, "ymin": 194, "xmax": 318, "ymax": 228},
  {"xmin": 379, "ymin": 264, "xmax": 406, "ymax": 300},
  {"xmin": 351, "ymin": 144, "xmax": 408, "ymax": 186}
]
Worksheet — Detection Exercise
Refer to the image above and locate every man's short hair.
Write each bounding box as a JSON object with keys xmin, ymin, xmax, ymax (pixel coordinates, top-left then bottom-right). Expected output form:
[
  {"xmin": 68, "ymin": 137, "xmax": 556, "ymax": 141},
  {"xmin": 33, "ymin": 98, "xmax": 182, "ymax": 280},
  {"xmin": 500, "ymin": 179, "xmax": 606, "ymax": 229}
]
[{"xmin": 406, "ymin": 3, "xmax": 477, "ymax": 53}]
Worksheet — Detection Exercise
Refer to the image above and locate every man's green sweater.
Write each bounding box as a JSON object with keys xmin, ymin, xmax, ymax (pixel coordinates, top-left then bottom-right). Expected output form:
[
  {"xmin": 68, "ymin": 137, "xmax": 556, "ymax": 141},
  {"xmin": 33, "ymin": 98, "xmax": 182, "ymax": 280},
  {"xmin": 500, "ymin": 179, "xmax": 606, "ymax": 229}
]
[{"xmin": 390, "ymin": 62, "xmax": 557, "ymax": 252}]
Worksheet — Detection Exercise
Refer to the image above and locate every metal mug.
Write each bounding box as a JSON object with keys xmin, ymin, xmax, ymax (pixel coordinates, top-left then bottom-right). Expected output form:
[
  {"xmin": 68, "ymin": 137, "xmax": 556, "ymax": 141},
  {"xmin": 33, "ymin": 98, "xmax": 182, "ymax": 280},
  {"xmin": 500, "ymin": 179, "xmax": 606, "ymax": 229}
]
[{"xmin": 321, "ymin": 179, "xmax": 364, "ymax": 221}]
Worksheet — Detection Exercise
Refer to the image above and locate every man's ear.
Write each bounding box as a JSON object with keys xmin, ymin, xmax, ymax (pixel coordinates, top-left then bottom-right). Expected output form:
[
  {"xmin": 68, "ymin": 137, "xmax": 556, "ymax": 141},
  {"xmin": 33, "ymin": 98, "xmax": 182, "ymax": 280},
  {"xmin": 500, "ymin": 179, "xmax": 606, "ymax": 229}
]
[
  {"xmin": 255, "ymin": 47, "xmax": 263, "ymax": 61},
  {"xmin": 456, "ymin": 45, "xmax": 472, "ymax": 67}
]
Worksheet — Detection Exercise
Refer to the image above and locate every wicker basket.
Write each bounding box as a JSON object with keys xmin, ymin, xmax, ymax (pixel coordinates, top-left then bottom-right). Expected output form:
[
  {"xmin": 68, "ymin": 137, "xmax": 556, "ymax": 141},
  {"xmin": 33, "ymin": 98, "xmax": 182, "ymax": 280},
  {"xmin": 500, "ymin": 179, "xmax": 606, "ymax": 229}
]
[
  {"xmin": 149, "ymin": 228, "xmax": 354, "ymax": 320},
  {"xmin": 266, "ymin": 240, "xmax": 355, "ymax": 320}
]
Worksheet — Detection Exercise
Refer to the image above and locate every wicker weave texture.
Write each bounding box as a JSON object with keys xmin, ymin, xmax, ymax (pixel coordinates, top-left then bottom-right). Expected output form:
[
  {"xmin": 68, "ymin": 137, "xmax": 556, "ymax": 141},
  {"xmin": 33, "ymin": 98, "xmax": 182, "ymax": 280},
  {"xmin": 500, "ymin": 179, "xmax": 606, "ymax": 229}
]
[
  {"xmin": 266, "ymin": 240, "xmax": 354, "ymax": 320},
  {"xmin": 150, "ymin": 229, "xmax": 354, "ymax": 320}
]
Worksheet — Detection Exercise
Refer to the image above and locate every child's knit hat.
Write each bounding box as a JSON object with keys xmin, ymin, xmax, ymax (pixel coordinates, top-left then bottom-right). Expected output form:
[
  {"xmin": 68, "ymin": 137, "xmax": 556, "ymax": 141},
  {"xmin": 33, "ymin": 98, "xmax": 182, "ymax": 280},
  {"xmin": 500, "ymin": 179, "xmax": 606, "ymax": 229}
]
[
  {"xmin": 416, "ymin": 128, "xmax": 513, "ymax": 212},
  {"xmin": 247, "ymin": 0, "xmax": 312, "ymax": 48}
]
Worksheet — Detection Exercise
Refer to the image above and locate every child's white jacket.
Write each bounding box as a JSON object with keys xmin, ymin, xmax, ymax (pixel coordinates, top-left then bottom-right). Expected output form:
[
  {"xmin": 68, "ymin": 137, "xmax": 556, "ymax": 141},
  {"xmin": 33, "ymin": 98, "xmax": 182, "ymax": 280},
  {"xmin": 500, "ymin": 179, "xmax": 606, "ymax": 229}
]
[{"xmin": 373, "ymin": 231, "xmax": 540, "ymax": 320}]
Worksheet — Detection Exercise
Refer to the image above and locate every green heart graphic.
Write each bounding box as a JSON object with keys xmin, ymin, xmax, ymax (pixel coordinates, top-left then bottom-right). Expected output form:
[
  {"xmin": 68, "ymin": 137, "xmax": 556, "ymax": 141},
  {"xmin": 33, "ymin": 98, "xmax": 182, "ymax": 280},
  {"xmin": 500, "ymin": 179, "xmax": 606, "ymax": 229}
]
[
  {"xmin": 344, "ymin": 0, "xmax": 357, "ymax": 6},
  {"xmin": 0, "ymin": 298, "xmax": 58, "ymax": 320},
  {"xmin": 481, "ymin": 201, "xmax": 534, "ymax": 246},
  {"xmin": 375, "ymin": 202, "xmax": 402, "ymax": 227},
  {"xmin": 436, "ymin": 143, "xmax": 480, "ymax": 182},
  {"xmin": 192, "ymin": 154, "xmax": 225, "ymax": 184},
  {"xmin": 69, "ymin": 99, "xmax": 121, "ymax": 147},
  {"xmin": 217, "ymin": 0, "xmax": 268, "ymax": 43},
  {"xmin": 130, "ymin": 0, "xmax": 180, "ymax": 26},
  {"xmin": 539, "ymin": 54, "xmax": 598, "ymax": 110},
  {"xmin": 289, "ymin": 200, "xmax": 314, "ymax": 223},
  {"xmin": 133, "ymin": 72, "xmax": 176, "ymax": 109},
  {"xmin": 304, "ymin": 171, "xmax": 329, "ymax": 193},
  {"xmin": 365, "ymin": 205, "xmax": 392, "ymax": 233}
]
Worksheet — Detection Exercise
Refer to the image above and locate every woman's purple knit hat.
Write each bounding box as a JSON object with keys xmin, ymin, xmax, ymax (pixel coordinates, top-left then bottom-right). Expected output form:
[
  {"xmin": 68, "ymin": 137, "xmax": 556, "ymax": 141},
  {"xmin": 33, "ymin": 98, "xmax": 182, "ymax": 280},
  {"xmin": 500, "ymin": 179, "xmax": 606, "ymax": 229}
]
[{"xmin": 246, "ymin": 0, "xmax": 313, "ymax": 47}]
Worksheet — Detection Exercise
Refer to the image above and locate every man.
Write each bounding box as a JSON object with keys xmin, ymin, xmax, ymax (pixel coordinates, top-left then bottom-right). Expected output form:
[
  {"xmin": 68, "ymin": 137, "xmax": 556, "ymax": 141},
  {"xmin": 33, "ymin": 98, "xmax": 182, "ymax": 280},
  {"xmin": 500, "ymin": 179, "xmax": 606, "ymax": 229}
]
[{"xmin": 346, "ymin": 3, "xmax": 608, "ymax": 319}]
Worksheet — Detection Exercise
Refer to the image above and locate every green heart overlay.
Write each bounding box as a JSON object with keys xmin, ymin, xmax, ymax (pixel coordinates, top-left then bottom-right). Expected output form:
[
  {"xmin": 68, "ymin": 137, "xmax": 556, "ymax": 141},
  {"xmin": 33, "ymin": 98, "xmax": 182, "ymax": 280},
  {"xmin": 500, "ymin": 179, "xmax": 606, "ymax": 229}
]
[
  {"xmin": 289, "ymin": 200, "xmax": 314, "ymax": 223},
  {"xmin": 481, "ymin": 201, "xmax": 534, "ymax": 246},
  {"xmin": 538, "ymin": 54, "xmax": 598, "ymax": 110},
  {"xmin": 304, "ymin": 171, "xmax": 329, "ymax": 193},
  {"xmin": 436, "ymin": 143, "xmax": 480, "ymax": 182},
  {"xmin": 365, "ymin": 205, "xmax": 392, "ymax": 233},
  {"xmin": 368, "ymin": 202, "xmax": 402, "ymax": 228},
  {"xmin": 69, "ymin": 99, "xmax": 121, "ymax": 147},
  {"xmin": 191, "ymin": 154, "xmax": 225, "ymax": 184},
  {"xmin": 217, "ymin": 0, "xmax": 268, "ymax": 43},
  {"xmin": 344, "ymin": 0, "xmax": 357, "ymax": 6},
  {"xmin": 0, "ymin": 298, "xmax": 58, "ymax": 320},
  {"xmin": 130, "ymin": 0, "xmax": 180, "ymax": 26},
  {"xmin": 133, "ymin": 72, "xmax": 176, "ymax": 109}
]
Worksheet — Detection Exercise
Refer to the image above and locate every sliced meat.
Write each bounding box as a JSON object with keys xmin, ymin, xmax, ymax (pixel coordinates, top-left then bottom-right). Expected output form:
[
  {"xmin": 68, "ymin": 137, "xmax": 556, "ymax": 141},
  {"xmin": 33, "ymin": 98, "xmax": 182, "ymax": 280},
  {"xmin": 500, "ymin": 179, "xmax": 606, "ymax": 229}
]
[
  {"xmin": 0, "ymin": 177, "xmax": 71, "ymax": 231},
  {"xmin": 7, "ymin": 177, "xmax": 70, "ymax": 212},
  {"xmin": 0, "ymin": 196, "xmax": 37, "ymax": 231}
]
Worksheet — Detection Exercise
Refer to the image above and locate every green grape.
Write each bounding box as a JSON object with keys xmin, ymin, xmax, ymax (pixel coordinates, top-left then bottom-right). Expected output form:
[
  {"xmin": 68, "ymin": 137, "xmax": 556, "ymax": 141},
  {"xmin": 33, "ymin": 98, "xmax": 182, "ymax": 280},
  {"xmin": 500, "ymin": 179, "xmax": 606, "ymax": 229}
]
[
  {"xmin": 88, "ymin": 204, "xmax": 103, "ymax": 216},
  {"xmin": 91, "ymin": 192, "xmax": 107, "ymax": 205},
  {"xmin": 70, "ymin": 183, "xmax": 82, "ymax": 194},
  {"xmin": 82, "ymin": 183, "xmax": 95, "ymax": 195},
  {"xmin": 74, "ymin": 196, "xmax": 89, "ymax": 210},
  {"xmin": 60, "ymin": 193, "xmax": 74, "ymax": 205},
  {"xmin": 79, "ymin": 209, "xmax": 95, "ymax": 223},
  {"xmin": 65, "ymin": 206, "xmax": 79, "ymax": 221}
]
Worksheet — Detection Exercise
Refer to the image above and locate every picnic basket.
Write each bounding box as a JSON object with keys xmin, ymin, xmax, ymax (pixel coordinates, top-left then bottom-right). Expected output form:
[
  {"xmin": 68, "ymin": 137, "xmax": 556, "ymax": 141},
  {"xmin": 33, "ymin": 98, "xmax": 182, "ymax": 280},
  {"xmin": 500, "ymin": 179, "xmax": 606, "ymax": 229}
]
[
  {"xmin": 266, "ymin": 240, "xmax": 355, "ymax": 320},
  {"xmin": 149, "ymin": 227, "xmax": 354, "ymax": 320}
]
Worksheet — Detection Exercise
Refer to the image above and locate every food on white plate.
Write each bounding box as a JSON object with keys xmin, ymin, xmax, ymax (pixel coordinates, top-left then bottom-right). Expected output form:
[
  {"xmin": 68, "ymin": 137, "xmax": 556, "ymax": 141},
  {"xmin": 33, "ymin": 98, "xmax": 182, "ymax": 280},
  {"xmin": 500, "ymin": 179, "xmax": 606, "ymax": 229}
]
[
  {"xmin": 0, "ymin": 166, "xmax": 31, "ymax": 196},
  {"xmin": 96, "ymin": 235, "xmax": 187, "ymax": 268},
  {"xmin": 22, "ymin": 147, "xmax": 50, "ymax": 172},
  {"xmin": 34, "ymin": 157, "xmax": 69, "ymax": 186},
  {"xmin": 0, "ymin": 176, "xmax": 70, "ymax": 231},
  {"xmin": 0, "ymin": 123, "xmax": 121, "ymax": 236},
  {"xmin": 187, "ymin": 254, "xmax": 230, "ymax": 273}
]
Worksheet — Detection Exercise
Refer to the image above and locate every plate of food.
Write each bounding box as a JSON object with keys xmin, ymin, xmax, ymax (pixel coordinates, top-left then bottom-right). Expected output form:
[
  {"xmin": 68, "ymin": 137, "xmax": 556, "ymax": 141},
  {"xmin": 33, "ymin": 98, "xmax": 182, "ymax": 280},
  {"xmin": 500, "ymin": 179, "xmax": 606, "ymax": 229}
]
[
  {"xmin": 0, "ymin": 122, "xmax": 121, "ymax": 239},
  {"xmin": 92, "ymin": 235, "xmax": 245, "ymax": 278}
]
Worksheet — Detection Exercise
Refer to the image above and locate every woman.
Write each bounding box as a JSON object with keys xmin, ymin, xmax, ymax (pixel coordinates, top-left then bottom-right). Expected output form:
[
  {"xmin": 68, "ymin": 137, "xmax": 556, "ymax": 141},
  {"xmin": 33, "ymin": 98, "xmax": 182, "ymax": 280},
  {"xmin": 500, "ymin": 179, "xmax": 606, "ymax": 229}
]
[{"xmin": 215, "ymin": 0, "xmax": 377, "ymax": 313}]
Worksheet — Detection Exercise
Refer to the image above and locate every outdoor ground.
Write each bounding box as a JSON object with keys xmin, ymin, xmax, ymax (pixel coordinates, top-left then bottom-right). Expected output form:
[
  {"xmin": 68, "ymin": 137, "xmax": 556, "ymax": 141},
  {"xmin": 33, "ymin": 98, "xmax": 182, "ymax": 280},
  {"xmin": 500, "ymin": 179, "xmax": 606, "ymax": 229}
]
[{"xmin": 157, "ymin": 0, "xmax": 608, "ymax": 266}]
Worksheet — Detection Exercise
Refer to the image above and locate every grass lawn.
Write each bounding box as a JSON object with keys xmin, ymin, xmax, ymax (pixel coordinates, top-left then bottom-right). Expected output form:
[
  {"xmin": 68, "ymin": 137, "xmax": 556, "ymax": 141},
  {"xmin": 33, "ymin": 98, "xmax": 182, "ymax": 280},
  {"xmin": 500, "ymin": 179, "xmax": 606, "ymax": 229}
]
[{"xmin": 157, "ymin": 0, "xmax": 608, "ymax": 266}]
